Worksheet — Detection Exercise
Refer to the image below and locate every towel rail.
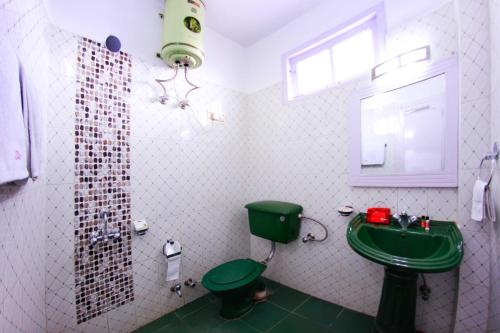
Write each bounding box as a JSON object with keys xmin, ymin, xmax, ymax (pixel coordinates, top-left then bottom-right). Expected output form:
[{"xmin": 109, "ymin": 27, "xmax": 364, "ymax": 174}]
[{"xmin": 479, "ymin": 142, "xmax": 499, "ymax": 187}]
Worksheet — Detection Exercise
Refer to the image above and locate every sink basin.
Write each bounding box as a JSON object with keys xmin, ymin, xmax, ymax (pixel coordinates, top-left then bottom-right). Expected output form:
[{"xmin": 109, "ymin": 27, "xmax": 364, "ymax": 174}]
[
  {"xmin": 347, "ymin": 213, "xmax": 463, "ymax": 273},
  {"xmin": 347, "ymin": 213, "xmax": 464, "ymax": 333}
]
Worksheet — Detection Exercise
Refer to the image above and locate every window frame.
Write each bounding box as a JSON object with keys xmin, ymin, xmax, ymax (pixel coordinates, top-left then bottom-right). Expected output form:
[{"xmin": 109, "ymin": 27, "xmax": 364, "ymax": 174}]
[{"xmin": 283, "ymin": 3, "xmax": 386, "ymax": 101}]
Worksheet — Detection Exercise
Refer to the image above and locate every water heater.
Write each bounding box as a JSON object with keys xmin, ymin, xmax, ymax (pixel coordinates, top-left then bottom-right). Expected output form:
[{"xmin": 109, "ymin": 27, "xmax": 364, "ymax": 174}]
[{"xmin": 161, "ymin": 0, "xmax": 205, "ymax": 69}]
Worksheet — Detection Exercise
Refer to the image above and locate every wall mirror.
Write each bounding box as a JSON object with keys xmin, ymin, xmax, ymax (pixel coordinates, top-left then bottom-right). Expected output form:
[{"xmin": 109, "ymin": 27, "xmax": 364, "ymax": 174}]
[{"xmin": 350, "ymin": 57, "xmax": 459, "ymax": 187}]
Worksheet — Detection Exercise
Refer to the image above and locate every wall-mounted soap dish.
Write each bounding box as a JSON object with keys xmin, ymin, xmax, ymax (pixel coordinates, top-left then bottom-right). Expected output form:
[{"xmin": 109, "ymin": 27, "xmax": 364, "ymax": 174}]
[{"xmin": 338, "ymin": 205, "xmax": 354, "ymax": 216}]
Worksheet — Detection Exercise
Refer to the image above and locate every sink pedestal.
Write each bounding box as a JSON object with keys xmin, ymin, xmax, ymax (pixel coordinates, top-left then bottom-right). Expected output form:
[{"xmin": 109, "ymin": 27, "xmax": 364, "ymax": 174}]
[{"xmin": 374, "ymin": 267, "xmax": 417, "ymax": 333}]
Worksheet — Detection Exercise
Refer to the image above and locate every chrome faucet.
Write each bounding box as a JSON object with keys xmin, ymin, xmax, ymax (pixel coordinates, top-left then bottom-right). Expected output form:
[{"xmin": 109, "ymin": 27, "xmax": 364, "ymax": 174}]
[
  {"xmin": 90, "ymin": 209, "xmax": 121, "ymax": 246},
  {"xmin": 101, "ymin": 210, "xmax": 109, "ymax": 237},
  {"xmin": 393, "ymin": 211, "xmax": 419, "ymax": 231}
]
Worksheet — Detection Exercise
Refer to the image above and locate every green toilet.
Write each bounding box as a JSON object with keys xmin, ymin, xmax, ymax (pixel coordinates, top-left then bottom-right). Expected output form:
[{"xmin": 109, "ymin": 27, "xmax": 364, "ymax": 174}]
[{"xmin": 202, "ymin": 201, "xmax": 303, "ymax": 319}]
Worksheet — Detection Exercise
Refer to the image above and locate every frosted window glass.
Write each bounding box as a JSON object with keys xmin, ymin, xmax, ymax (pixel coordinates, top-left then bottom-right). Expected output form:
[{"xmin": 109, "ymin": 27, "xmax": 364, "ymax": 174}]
[
  {"xmin": 332, "ymin": 29, "xmax": 375, "ymax": 82},
  {"xmin": 296, "ymin": 50, "xmax": 332, "ymax": 95}
]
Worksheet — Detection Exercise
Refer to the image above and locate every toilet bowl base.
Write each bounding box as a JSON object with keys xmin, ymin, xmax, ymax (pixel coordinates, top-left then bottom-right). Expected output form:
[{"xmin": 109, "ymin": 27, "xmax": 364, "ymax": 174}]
[{"xmin": 214, "ymin": 282, "xmax": 259, "ymax": 319}]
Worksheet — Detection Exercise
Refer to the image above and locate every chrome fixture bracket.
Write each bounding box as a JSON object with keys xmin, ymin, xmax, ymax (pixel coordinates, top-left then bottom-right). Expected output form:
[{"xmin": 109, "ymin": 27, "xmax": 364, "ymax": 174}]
[
  {"xmin": 302, "ymin": 233, "xmax": 316, "ymax": 243},
  {"xmin": 184, "ymin": 278, "xmax": 197, "ymax": 288}
]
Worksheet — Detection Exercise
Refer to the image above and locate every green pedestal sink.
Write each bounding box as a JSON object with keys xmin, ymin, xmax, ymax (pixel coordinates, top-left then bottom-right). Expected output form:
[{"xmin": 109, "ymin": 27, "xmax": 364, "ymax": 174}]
[{"xmin": 346, "ymin": 213, "xmax": 463, "ymax": 333}]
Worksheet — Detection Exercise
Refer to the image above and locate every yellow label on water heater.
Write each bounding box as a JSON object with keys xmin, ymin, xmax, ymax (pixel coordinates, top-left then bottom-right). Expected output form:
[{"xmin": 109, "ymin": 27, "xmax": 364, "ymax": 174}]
[{"xmin": 184, "ymin": 16, "xmax": 201, "ymax": 33}]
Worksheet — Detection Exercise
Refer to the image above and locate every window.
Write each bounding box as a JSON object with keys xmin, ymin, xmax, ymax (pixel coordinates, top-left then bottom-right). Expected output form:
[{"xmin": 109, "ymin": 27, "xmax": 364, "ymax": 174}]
[{"xmin": 284, "ymin": 4, "xmax": 385, "ymax": 100}]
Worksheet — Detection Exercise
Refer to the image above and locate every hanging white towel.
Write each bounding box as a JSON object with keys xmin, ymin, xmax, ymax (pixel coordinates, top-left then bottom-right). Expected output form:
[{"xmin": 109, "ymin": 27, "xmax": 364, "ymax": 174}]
[
  {"xmin": 485, "ymin": 187, "xmax": 496, "ymax": 223},
  {"xmin": 20, "ymin": 63, "xmax": 42, "ymax": 179},
  {"xmin": 0, "ymin": 41, "xmax": 29, "ymax": 185},
  {"xmin": 471, "ymin": 178, "xmax": 496, "ymax": 222},
  {"xmin": 485, "ymin": 159, "xmax": 497, "ymax": 223},
  {"xmin": 471, "ymin": 179, "xmax": 487, "ymax": 222}
]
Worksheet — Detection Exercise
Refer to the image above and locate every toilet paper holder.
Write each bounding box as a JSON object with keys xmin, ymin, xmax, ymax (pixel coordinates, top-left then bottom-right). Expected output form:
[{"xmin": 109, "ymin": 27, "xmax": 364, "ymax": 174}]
[{"xmin": 163, "ymin": 239, "xmax": 182, "ymax": 258}]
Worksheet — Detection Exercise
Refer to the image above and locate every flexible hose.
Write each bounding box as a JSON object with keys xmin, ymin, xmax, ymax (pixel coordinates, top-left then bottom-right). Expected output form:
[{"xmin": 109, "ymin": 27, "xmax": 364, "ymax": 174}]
[{"xmin": 301, "ymin": 216, "xmax": 329, "ymax": 242}]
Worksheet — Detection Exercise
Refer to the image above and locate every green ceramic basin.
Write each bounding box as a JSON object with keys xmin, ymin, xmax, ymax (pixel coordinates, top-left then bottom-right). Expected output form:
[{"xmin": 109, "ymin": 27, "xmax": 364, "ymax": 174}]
[{"xmin": 347, "ymin": 213, "xmax": 463, "ymax": 273}]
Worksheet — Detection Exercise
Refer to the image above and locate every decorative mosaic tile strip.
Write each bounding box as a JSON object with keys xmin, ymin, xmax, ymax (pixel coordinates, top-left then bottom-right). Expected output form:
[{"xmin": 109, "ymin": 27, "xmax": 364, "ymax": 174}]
[{"xmin": 74, "ymin": 37, "xmax": 133, "ymax": 324}]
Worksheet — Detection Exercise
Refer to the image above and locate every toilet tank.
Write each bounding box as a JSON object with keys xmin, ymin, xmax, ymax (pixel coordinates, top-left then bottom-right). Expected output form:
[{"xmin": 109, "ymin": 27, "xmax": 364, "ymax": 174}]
[{"xmin": 245, "ymin": 201, "xmax": 303, "ymax": 244}]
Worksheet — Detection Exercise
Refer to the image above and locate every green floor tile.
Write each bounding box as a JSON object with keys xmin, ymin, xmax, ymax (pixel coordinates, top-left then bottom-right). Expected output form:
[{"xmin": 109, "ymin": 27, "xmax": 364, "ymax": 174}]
[
  {"xmin": 268, "ymin": 314, "xmax": 329, "ymax": 333},
  {"xmin": 137, "ymin": 287, "xmax": 373, "ymax": 333},
  {"xmin": 152, "ymin": 320, "xmax": 191, "ymax": 333},
  {"xmin": 268, "ymin": 285, "xmax": 310, "ymax": 311},
  {"xmin": 175, "ymin": 295, "xmax": 211, "ymax": 318},
  {"xmin": 184, "ymin": 302, "xmax": 226, "ymax": 332},
  {"xmin": 260, "ymin": 277, "xmax": 282, "ymax": 294},
  {"xmin": 329, "ymin": 308, "xmax": 375, "ymax": 333},
  {"xmin": 241, "ymin": 301, "xmax": 289, "ymax": 332},
  {"xmin": 135, "ymin": 313, "xmax": 188, "ymax": 333},
  {"xmin": 294, "ymin": 297, "xmax": 344, "ymax": 327},
  {"xmin": 206, "ymin": 292, "xmax": 219, "ymax": 303},
  {"xmin": 209, "ymin": 320, "xmax": 260, "ymax": 333}
]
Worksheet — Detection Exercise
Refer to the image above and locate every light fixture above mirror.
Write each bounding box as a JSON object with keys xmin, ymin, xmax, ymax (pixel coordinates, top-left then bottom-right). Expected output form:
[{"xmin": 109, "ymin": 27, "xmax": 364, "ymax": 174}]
[{"xmin": 371, "ymin": 45, "xmax": 431, "ymax": 80}]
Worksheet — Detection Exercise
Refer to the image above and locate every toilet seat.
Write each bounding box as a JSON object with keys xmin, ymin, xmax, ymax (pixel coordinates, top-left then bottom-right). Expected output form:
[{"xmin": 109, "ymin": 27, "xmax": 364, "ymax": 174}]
[{"xmin": 202, "ymin": 259, "xmax": 266, "ymax": 292}]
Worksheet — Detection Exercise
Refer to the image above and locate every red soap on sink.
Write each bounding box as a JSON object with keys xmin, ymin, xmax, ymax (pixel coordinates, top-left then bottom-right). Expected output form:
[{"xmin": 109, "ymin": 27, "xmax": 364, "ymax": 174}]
[{"xmin": 366, "ymin": 208, "xmax": 391, "ymax": 224}]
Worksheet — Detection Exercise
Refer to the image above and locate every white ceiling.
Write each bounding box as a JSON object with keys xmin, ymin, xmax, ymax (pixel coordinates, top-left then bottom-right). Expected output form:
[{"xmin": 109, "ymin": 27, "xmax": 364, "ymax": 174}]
[
  {"xmin": 205, "ymin": 0, "xmax": 328, "ymax": 46},
  {"xmin": 44, "ymin": 0, "xmax": 449, "ymax": 92}
]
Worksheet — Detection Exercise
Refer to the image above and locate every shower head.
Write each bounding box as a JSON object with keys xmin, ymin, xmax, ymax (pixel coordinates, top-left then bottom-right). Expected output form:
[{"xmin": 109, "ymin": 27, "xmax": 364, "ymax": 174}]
[{"xmin": 105, "ymin": 35, "xmax": 121, "ymax": 53}]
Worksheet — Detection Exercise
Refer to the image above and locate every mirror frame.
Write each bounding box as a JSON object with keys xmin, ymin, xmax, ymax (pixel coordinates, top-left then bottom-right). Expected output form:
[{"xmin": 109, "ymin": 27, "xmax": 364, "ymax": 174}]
[{"xmin": 350, "ymin": 57, "xmax": 459, "ymax": 187}]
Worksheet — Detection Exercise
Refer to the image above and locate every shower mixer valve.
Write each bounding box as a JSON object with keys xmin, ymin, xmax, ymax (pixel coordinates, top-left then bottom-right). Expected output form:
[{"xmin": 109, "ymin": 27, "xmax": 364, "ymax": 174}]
[{"xmin": 90, "ymin": 209, "xmax": 121, "ymax": 246}]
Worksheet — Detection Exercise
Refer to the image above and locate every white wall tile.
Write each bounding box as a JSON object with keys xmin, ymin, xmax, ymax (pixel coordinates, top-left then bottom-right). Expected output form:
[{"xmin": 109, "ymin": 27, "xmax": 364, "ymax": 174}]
[
  {"xmin": 30, "ymin": 1, "xmax": 498, "ymax": 333},
  {"xmin": 460, "ymin": 98, "xmax": 491, "ymax": 169},
  {"xmin": 455, "ymin": 281, "xmax": 489, "ymax": 332}
]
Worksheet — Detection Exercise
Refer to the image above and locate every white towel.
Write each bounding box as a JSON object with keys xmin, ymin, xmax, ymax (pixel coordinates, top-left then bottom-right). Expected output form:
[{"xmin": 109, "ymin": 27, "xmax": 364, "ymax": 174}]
[
  {"xmin": 471, "ymin": 179, "xmax": 487, "ymax": 222},
  {"xmin": 20, "ymin": 63, "xmax": 42, "ymax": 179},
  {"xmin": 485, "ymin": 187, "xmax": 496, "ymax": 223},
  {"xmin": 485, "ymin": 159, "xmax": 497, "ymax": 223},
  {"xmin": 0, "ymin": 41, "xmax": 29, "ymax": 185},
  {"xmin": 471, "ymin": 178, "xmax": 496, "ymax": 222}
]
